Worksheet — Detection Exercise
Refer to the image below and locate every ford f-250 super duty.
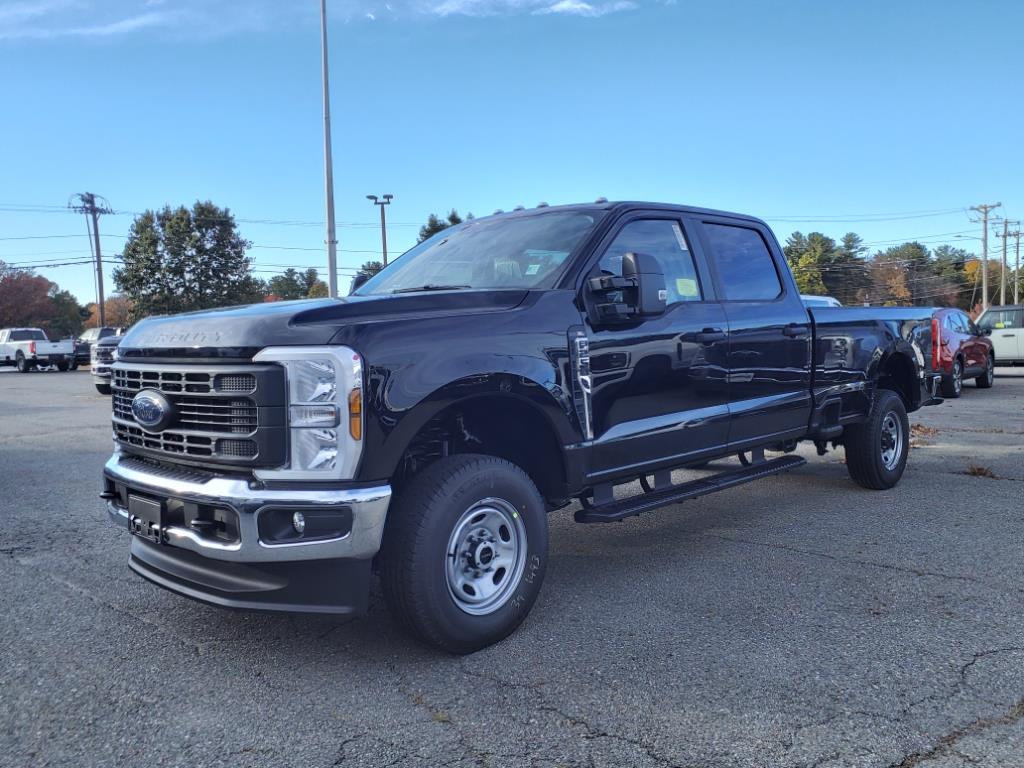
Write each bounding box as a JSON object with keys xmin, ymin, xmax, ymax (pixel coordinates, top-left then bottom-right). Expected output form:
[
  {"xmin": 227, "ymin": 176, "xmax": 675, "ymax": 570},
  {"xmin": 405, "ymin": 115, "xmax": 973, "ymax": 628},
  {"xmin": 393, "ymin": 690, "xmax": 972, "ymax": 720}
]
[{"xmin": 101, "ymin": 202, "xmax": 942, "ymax": 653}]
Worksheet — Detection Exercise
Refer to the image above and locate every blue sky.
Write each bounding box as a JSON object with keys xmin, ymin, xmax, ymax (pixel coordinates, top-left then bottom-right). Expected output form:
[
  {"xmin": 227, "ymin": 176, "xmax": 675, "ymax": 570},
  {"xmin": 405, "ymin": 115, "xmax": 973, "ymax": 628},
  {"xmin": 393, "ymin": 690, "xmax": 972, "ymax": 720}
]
[{"xmin": 1, "ymin": 0, "xmax": 1022, "ymax": 305}]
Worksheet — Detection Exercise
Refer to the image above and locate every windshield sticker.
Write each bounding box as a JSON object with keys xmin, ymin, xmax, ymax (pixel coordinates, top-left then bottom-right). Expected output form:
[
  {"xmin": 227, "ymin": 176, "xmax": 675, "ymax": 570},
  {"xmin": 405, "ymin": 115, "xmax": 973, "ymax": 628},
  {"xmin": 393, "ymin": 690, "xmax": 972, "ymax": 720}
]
[
  {"xmin": 676, "ymin": 278, "xmax": 699, "ymax": 297},
  {"xmin": 525, "ymin": 264, "xmax": 541, "ymax": 275}
]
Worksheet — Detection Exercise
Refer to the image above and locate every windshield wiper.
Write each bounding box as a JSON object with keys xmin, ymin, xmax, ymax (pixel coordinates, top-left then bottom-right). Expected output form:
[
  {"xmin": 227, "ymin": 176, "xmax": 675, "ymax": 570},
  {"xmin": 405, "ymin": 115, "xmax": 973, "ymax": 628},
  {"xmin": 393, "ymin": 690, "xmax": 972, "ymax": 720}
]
[{"xmin": 391, "ymin": 284, "xmax": 471, "ymax": 294}]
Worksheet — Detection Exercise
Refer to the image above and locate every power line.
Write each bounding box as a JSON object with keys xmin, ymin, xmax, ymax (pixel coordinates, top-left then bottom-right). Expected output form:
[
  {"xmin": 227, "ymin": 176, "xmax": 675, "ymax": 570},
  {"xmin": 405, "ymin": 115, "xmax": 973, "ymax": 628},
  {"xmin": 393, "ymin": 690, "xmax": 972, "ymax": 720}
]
[{"xmin": 69, "ymin": 192, "xmax": 113, "ymax": 327}]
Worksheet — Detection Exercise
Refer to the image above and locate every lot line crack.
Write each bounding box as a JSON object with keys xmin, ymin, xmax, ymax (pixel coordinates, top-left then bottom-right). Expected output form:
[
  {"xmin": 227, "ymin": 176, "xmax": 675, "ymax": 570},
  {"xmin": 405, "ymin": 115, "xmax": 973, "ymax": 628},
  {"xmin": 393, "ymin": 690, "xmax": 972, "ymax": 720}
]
[
  {"xmin": 886, "ymin": 698, "xmax": 1024, "ymax": 768},
  {"xmin": 704, "ymin": 534, "xmax": 986, "ymax": 586}
]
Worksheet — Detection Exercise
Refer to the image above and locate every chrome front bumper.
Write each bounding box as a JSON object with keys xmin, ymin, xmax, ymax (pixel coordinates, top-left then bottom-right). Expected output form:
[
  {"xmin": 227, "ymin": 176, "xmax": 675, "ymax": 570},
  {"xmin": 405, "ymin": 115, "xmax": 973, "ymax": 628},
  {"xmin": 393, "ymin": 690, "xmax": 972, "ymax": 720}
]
[{"xmin": 103, "ymin": 452, "xmax": 391, "ymax": 563}]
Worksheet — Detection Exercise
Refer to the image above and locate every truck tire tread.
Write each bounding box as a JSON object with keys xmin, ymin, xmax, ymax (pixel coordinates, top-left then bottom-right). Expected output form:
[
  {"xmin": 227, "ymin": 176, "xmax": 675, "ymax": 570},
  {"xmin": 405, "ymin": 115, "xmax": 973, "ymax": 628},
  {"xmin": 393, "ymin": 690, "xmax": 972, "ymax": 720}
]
[
  {"xmin": 379, "ymin": 453, "xmax": 548, "ymax": 654},
  {"xmin": 843, "ymin": 388, "xmax": 909, "ymax": 490}
]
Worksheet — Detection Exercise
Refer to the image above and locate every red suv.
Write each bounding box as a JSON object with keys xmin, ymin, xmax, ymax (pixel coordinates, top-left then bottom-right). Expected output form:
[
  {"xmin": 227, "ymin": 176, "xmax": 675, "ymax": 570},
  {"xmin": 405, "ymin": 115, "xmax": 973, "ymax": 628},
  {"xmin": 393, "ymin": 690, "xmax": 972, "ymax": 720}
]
[{"xmin": 932, "ymin": 308, "xmax": 995, "ymax": 398}]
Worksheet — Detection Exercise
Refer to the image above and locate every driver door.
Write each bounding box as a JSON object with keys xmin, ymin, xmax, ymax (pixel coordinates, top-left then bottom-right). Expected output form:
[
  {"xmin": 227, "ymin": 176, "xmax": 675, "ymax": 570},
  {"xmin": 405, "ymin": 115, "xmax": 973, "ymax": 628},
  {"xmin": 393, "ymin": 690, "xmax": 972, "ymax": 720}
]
[{"xmin": 583, "ymin": 215, "xmax": 730, "ymax": 481}]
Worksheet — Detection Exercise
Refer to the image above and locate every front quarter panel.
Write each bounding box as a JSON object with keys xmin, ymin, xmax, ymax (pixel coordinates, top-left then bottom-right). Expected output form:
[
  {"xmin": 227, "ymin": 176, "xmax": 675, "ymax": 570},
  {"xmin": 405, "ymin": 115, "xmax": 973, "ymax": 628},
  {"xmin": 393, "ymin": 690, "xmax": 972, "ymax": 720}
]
[{"xmin": 331, "ymin": 291, "xmax": 585, "ymax": 481}]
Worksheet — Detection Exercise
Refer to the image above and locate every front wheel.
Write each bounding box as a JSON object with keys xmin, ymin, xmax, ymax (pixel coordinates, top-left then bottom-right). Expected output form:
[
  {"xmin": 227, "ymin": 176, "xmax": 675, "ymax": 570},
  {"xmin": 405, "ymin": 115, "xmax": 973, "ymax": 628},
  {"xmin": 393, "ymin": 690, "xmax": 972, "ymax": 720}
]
[
  {"xmin": 95, "ymin": 383, "xmax": 112, "ymax": 395},
  {"xmin": 379, "ymin": 454, "xmax": 549, "ymax": 654},
  {"xmin": 940, "ymin": 358, "xmax": 962, "ymax": 398},
  {"xmin": 844, "ymin": 389, "xmax": 910, "ymax": 490},
  {"xmin": 975, "ymin": 355, "xmax": 994, "ymax": 388}
]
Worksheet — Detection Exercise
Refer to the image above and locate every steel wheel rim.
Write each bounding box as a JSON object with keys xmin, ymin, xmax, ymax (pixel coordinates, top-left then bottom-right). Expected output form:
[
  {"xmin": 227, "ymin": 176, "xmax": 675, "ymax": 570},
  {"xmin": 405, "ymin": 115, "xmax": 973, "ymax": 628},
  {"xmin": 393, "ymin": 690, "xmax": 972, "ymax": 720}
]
[
  {"xmin": 953, "ymin": 362, "xmax": 962, "ymax": 394},
  {"xmin": 445, "ymin": 497, "xmax": 528, "ymax": 616},
  {"xmin": 880, "ymin": 411, "xmax": 903, "ymax": 471}
]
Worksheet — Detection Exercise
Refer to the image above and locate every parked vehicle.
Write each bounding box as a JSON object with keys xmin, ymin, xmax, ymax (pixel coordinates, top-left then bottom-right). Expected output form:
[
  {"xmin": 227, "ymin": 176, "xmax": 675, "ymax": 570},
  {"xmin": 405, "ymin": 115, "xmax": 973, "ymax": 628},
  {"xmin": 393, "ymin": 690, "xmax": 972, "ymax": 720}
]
[
  {"xmin": 76, "ymin": 326, "xmax": 124, "ymax": 366},
  {"xmin": 800, "ymin": 294, "xmax": 843, "ymax": 308},
  {"xmin": 91, "ymin": 335, "xmax": 123, "ymax": 394},
  {"xmin": 101, "ymin": 201, "xmax": 942, "ymax": 653},
  {"xmin": 931, "ymin": 307, "xmax": 995, "ymax": 397},
  {"xmin": 977, "ymin": 305, "xmax": 1024, "ymax": 365},
  {"xmin": 0, "ymin": 328, "xmax": 76, "ymax": 372}
]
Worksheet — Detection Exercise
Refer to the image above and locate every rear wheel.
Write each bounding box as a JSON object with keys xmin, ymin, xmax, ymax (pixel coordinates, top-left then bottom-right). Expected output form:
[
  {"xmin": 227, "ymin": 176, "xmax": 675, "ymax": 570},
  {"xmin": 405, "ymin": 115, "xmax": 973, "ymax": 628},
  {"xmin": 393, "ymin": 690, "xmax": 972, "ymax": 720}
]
[
  {"xmin": 975, "ymin": 354, "xmax": 994, "ymax": 388},
  {"xmin": 379, "ymin": 454, "xmax": 548, "ymax": 654},
  {"xmin": 56, "ymin": 361, "xmax": 69, "ymax": 372},
  {"xmin": 940, "ymin": 358, "xmax": 962, "ymax": 398},
  {"xmin": 15, "ymin": 353, "xmax": 30, "ymax": 373},
  {"xmin": 844, "ymin": 389, "xmax": 909, "ymax": 490}
]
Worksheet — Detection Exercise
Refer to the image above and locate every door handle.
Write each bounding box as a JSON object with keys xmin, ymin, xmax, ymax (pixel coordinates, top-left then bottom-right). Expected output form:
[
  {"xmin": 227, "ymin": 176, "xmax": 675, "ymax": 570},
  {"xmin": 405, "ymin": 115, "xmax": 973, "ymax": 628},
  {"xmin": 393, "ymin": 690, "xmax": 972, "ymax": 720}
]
[
  {"xmin": 694, "ymin": 328, "xmax": 726, "ymax": 343},
  {"xmin": 782, "ymin": 324, "xmax": 809, "ymax": 338}
]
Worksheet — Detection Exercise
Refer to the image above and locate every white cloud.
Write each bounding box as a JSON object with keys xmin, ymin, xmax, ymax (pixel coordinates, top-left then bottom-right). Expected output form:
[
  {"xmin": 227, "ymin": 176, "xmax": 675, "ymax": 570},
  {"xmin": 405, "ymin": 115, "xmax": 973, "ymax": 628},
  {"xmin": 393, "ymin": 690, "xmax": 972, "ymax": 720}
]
[
  {"xmin": 533, "ymin": 0, "xmax": 637, "ymax": 17},
  {"xmin": 0, "ymin": 0, "xmax": 646, "ymax": 41}
]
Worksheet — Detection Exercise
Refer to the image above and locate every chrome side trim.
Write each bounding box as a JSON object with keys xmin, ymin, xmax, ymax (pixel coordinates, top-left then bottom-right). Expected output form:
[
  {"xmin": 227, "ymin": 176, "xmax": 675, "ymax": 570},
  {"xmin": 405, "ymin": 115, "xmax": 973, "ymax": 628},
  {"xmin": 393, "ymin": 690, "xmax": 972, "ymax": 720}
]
[
  {"xmin": 570, "ymin": 328, "xmax": 593, "ymax": 441},
  {"xmin": 103, "ymin": 452, "xmax": 390, "ymax": 563}
]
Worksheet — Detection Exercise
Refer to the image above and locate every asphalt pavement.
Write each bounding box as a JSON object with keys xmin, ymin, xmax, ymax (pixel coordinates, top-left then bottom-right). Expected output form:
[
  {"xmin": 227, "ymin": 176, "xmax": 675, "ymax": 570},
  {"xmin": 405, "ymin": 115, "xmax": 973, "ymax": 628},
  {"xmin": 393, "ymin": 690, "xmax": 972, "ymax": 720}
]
[{"xmin": 1, "ymin": 365, "xmax": 1023, "ymax": 768}]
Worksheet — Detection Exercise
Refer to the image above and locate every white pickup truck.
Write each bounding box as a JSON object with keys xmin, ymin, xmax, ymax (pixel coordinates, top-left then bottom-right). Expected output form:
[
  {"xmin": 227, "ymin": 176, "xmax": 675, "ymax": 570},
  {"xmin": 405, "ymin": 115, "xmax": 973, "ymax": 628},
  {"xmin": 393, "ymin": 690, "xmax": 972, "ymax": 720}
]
[{"xmin": 0, "ymin": 328, "xmax": 77, "ymax": 372}]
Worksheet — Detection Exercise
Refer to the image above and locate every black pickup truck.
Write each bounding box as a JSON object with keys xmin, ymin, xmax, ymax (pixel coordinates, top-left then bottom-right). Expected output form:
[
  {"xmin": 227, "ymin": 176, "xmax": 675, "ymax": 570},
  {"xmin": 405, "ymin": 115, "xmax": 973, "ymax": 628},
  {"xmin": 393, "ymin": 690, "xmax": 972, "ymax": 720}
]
[{"xmin": 101, "ymin": 201, "xmax": 941, "ymax": 653}]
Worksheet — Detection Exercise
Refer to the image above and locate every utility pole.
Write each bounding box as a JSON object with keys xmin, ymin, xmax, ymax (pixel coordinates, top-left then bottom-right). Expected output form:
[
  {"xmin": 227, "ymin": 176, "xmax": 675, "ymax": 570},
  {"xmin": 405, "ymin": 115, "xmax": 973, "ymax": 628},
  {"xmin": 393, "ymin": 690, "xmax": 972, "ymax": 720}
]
[
  {"xmin": 970, "ymin": 202, "xmax": 1001, "ymax": 310},
  {"xmin": 69, "ymin": 192, "xmax": 113, "ymax": 326},
  {"xmin": 998, "ymin": 219, "xmax": 1012, "ymax": 306},
  {"xmin": 320, "ymin": 0, "xmax": 338, "ymax": 298},
  {"xmin": 366, "ymin": 194, "xmax": 393, "ymax": 266},
  {"xmin": 1010, "ymin": 228, "xmax": 1022, "ymax": 305}
]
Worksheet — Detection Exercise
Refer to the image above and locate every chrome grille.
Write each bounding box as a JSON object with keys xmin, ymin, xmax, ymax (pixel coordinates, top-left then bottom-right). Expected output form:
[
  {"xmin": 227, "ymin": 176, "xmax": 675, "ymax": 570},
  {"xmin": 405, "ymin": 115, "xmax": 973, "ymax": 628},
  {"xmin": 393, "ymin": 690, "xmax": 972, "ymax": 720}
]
[
  {"xmin": 113, "ymin": 392, "xmax": 257, "ymax": 434},
  {"xmin": 94, "ymin": 346, "xmax": 116, "ymax": 364},
  {"xmin": 110, "ymin": 361, "xmax": 286, "ymax": 467}
]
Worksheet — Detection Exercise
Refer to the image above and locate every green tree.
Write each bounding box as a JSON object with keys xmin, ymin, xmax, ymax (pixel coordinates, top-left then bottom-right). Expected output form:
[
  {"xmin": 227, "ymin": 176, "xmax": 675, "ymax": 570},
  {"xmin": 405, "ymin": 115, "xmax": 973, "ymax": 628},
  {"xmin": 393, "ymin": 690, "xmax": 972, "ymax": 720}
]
[
  {"xmin": 307, "ymin": 280, "xmax": 329, "ymax": 298},
  {"xmin": 417, "ymin": 209, "xmax": 470, "ymax": 243},
  {"xmin": 45, "ymin": 287, "xmax": 87, "ymax": 338},
  {"xmin": 114, "ymin": 201, "xmax": 256, "ymax": 319},
  {"xmin": 783, "ymin": 231, "xmax": 828, "ymax": 295},
  {"xmin": 267, "ymin": 268, "xmax": 307, "ymax": 300}
]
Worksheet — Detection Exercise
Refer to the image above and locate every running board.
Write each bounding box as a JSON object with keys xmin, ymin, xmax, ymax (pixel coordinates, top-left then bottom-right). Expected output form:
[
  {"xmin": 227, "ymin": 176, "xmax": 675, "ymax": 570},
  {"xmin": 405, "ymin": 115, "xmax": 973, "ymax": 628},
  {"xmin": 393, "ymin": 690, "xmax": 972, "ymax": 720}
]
[{"xmin": 574, "ymin": 455, "xmax": 806, "ymax": 524}]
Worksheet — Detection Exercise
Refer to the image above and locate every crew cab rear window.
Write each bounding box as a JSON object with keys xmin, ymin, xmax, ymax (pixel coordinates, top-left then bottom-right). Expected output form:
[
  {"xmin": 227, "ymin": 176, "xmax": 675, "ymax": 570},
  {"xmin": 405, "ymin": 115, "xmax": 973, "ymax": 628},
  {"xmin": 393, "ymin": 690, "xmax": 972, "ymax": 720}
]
[
  {"xmin": 703, "ymin": 223, "xmax": 782, "ymax": 301},
  {"xmin": 598, "ymin": 219, "xmax": 702, "ymax": 305},
  {"xmin": 10, "ymin": 329, "xmax": 46, "ymax": 341}
]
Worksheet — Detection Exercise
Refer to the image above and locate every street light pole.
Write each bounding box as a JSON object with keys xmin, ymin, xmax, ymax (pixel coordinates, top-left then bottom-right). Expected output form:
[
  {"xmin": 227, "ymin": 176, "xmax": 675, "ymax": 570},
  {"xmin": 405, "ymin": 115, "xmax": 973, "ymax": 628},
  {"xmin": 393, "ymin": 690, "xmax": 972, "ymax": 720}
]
[
  {"xmin": 366, "ymin": 194, "xmax": 393, "ymax": 266},
  {"xmin": 320, "ymin": 0, "xmax": 338, "ymax": 298}
]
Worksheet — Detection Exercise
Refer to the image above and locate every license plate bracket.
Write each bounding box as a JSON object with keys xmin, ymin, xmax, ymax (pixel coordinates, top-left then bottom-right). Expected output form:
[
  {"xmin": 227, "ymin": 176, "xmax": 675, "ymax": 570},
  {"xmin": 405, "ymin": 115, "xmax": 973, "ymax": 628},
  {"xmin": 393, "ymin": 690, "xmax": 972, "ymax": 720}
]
[{"xmin": 128, "ymin": 495, "xmax": 164, "ymax": 544}]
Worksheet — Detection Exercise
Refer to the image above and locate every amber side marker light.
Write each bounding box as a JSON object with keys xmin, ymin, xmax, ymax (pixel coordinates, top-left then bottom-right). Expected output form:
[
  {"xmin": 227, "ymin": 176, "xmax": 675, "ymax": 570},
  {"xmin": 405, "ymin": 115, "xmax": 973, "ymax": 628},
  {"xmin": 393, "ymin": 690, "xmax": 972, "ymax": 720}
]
[{"xmin": 348, "ymin": 389, "xmax": 362, "ymax": 441}]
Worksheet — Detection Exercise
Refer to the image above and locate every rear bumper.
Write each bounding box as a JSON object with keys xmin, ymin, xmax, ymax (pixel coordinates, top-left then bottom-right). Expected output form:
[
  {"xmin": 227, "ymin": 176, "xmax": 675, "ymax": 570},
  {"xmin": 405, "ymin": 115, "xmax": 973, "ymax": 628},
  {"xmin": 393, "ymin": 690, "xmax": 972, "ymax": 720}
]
[{"xmin": 103, "ymin": 451, "xmax": 391, "ymax": 613}]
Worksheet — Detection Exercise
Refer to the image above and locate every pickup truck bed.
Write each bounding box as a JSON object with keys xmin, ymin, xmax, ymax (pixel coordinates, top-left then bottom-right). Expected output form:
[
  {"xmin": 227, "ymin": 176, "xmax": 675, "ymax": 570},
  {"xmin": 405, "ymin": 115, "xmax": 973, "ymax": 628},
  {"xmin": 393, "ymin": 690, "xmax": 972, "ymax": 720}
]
[{"xmin": 0, "ymin": 328, "xmax": 76, "ymax": 372}]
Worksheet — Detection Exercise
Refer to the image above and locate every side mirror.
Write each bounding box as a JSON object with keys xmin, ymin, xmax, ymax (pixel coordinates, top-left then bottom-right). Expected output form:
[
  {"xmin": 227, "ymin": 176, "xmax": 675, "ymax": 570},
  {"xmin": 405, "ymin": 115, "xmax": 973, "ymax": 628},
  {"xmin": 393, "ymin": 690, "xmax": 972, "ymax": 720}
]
[
  {"xmin": 587, "ymin": 252, "xmax": 666, "ymax": 323},
  {"xmin": 622, "ymin": 252, "xmax": 667, "ymax": 317},
  {"xmin": 981, "ymin": 327, "xmax": 992, "ymax": 336}
]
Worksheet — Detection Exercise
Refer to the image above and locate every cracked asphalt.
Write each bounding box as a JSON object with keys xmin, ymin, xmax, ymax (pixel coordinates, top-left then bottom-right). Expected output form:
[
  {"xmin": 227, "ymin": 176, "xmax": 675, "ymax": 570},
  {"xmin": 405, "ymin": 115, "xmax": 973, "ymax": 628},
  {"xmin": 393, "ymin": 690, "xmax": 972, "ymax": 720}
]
[{"xmin": 1, "ymin": 366, "xmax": 1023, "ymax": 768}]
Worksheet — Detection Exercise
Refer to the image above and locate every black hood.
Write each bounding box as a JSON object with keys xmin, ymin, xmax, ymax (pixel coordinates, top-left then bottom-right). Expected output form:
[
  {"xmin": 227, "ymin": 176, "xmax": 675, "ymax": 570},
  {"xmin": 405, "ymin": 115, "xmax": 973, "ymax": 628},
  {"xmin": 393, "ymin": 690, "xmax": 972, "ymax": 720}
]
[{"xmin": 117, "ymin": 291, "xmax": 529, "ymax": 360}]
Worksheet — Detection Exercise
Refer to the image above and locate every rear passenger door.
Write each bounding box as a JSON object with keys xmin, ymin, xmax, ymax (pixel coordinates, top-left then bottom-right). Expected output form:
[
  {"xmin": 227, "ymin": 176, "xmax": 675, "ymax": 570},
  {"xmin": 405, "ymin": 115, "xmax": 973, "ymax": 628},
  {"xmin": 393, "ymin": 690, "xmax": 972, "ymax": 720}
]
[
  {"xmin": 981, "ymin": 309, "xmax": 1023, "ymax": 362},
  {"xmin": 696, "ymin": 218, "xmax": 813, "ymax": 447}
]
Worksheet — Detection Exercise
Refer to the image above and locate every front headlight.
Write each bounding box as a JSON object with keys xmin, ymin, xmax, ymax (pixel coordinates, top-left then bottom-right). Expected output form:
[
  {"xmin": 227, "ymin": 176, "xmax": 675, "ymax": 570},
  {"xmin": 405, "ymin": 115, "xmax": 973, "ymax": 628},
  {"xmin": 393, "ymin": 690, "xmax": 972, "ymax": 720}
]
[{"xmin": 253, "ymin": 346, "xmax": 363, "ymax": 481}]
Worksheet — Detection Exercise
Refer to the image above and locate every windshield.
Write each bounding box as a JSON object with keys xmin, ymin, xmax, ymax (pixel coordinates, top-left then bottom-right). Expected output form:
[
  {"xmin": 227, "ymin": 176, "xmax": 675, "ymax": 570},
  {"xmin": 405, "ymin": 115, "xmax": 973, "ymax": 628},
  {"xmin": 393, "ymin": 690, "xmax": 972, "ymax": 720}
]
[
  {"xmin": 11, "ymin": 329, "xmax": 47, "ymax": 341},
  {"xmin": 355, "ymin": 211, "xmax": 604, "ymax": 295}
]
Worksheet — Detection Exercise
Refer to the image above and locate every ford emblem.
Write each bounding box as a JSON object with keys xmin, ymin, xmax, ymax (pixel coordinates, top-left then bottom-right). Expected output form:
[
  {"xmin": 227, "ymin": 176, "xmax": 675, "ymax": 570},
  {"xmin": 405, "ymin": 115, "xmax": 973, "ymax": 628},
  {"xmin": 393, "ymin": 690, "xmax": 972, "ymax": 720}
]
[{"xmin": 131, "ymin": 389, "xmax": 174, "ymax": 431}]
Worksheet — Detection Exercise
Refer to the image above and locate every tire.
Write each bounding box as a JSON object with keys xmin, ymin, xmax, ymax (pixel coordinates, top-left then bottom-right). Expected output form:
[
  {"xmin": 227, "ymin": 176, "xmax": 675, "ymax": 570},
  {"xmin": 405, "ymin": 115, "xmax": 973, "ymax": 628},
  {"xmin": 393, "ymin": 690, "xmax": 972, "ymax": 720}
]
[
  {"xmin": 379, "ymin": 454, "xmax": 549, "ymax": 654},
  {"xmin": 844, "ymin": 389, "xmax": 910, "ymax": 490},
  {"xmin": 69, "ymin": 359, "xmax": 79, "ymax": 371},
  {"xmin": 940, "ymin": 358, "xmax": 962, "ymax": 398},
  {"xmin": 56, "ymin": 361, "xmax": 69, "ymax": 372},
  {"xmin": 15, "ymin": 353, "xmax": 30, "ymax": 373},
  {"xmin": 95, "ymin": 383, "xmax": 112, "ymax": 395},
  {"xmin": 975, "ymin": 354, "xmax": 994, "ymax": 389}
]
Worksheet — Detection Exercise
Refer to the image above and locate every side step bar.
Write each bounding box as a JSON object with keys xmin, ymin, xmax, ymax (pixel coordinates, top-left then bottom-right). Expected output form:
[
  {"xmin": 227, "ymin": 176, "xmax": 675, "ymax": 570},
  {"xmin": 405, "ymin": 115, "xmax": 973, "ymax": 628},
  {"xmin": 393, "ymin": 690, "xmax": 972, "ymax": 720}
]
[{"xmin": 574, "ymin": 454, "xmax": 806, "ymax": 524}]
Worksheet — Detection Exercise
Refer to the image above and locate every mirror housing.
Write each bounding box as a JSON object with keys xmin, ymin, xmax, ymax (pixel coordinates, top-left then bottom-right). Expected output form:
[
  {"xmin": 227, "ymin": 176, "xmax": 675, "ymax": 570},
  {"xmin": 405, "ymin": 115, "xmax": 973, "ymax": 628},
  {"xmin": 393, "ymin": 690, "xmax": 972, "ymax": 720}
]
[
  {"xmin": 622, "ymin": 252, "xmax": 667, "ymax": 317},
  {"xmin": 349, "ymin": 273, "xmax": 370, "ymax": 294},
  {"xmin": 587, "ymin": 252, "xmax": 666, "ymax": 323}
]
